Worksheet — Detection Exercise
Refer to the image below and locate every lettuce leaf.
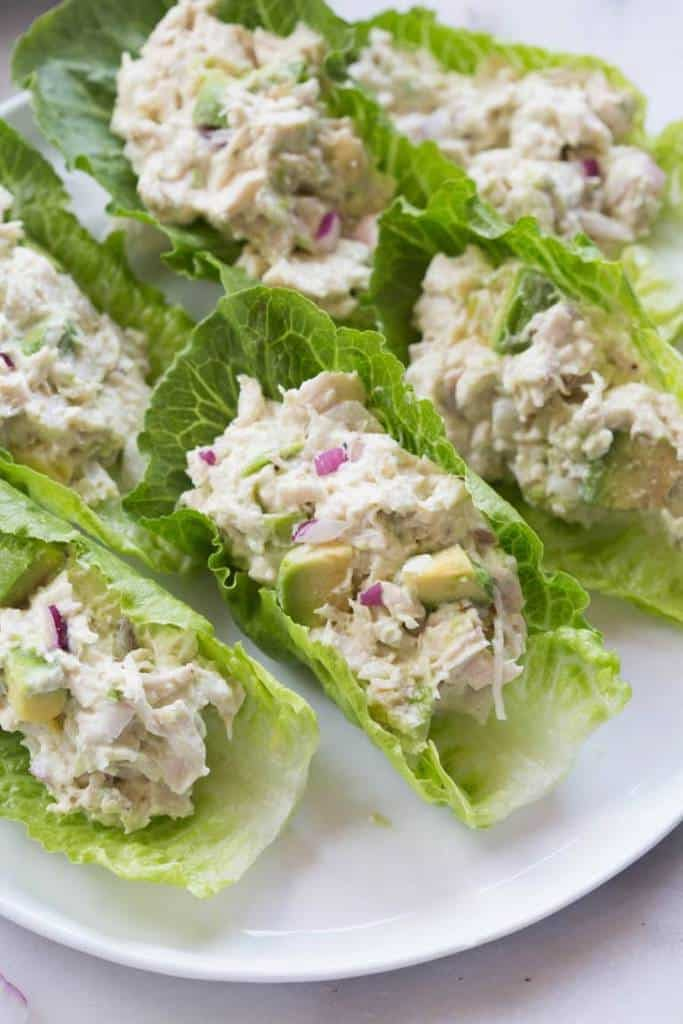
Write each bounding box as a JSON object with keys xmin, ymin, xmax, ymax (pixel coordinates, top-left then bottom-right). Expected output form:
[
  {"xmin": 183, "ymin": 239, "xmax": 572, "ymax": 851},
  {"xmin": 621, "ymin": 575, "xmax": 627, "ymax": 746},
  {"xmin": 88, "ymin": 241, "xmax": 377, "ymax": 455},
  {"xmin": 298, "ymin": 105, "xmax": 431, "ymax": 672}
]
[
  {"xmin": 369, "ymin": 179, "xmax": 683, "ymax": 622},
  {"xmin": 0, "ymin": 480, "xmax": 317, "ymax": 897},
  {"xmin": 351, "ymin": 6, "xmax": 683, "ymax": 344},
  {"xmin": 11, "ymin": 0, "xmax": 465, "ymax": 286},
  {"xmin": 0, "ymin": 119, "xmax": 194, "ymax": 571},
  {"xmin": 127, "ymin": 284, "xmax": 628, "ymax": 826}
]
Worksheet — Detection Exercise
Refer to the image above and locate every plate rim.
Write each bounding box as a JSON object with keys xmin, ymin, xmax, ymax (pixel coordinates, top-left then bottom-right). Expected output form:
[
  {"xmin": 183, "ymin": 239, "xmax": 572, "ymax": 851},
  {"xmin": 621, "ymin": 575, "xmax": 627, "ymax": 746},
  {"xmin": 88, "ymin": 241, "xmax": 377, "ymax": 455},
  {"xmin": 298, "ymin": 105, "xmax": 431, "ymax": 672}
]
[{"xmin": 0, "ymin": 90, "xmax": 681, "ymax": 984}]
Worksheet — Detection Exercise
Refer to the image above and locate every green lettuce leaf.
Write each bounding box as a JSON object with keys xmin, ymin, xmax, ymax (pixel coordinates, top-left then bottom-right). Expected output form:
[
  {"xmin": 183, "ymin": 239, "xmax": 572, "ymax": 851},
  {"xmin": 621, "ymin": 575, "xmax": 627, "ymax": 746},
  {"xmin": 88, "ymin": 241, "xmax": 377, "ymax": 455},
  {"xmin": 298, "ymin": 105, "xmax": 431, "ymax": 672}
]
[
  {"xmin": 351, "ymin": 6, "xmax": 683, "ymax": 344},
  {"xmin": 127, "ymin": 284, "xmax": 628, "ymax": 826},
  {"xmin": 11, "ymin": 0, "xmax": 465, "ymax": 286},
  {"xmin": 369, "ymin": 179, "xmax": 683, "ymax": 622},
  {"xmin": 0, "ymin": 119, "xmax": 194, "ymax": 570},
  {"xmin": 0, "ymin": 480, "xmax": 317, "ymax": 897}
]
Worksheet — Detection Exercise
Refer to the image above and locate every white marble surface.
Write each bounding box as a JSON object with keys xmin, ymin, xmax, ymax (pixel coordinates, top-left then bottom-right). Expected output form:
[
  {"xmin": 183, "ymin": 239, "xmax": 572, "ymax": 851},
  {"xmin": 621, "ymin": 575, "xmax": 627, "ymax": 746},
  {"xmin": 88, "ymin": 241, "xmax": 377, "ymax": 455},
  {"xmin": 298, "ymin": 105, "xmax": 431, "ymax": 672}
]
[{"xmin": 1, "ymin": 1, "xmax": 682, "ymax": 1020}]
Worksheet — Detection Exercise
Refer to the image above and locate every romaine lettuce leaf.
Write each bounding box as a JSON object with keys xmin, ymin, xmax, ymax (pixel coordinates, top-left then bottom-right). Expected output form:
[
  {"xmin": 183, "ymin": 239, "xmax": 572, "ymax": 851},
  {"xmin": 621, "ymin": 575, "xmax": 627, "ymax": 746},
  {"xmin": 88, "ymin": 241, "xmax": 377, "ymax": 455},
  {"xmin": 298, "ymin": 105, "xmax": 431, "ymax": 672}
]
[
  {"xmin": 369, "ymin": 179, "xmax": 683, "ymax": 622},
  {"xmin": 11, "ymin": 0, "xmax": 465, "ymax": 285},
  {"xmin": 0, "ymin": 119, "xmax": 194, "ymax": 571},
  {"xmin": 0, "ymin": 480, "xmax": 317, "ymax": 897},
  {"xmin": 127, "ymin": 284, "xmax": 628, "ymax": 826},
  {"xmin": 351, "ymin": 6, "xmax": 683, "ymax": 344}
]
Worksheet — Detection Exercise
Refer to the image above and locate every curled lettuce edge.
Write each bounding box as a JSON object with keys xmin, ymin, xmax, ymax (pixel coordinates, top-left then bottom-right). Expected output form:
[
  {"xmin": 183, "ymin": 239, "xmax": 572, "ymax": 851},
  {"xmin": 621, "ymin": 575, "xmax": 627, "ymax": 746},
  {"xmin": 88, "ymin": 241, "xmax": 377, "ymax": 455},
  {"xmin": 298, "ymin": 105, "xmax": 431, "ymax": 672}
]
[
  {"xmin": 369, "ymin": 178, "xmax": 683, "ymax": 623},
  {"xmin": 0, "ymin": 479, "xmax": 318, "ymax": 897},
  {"xmin": 126, "ymin": 283, "xmax": 628, "ymax": 827},
  {"xmin": 0, "ymin": 117, "xmax": 195, "ymax": 571},
  {"xmin": 352, "ymin": 5, "xmax": 683, "ymax": 345}
]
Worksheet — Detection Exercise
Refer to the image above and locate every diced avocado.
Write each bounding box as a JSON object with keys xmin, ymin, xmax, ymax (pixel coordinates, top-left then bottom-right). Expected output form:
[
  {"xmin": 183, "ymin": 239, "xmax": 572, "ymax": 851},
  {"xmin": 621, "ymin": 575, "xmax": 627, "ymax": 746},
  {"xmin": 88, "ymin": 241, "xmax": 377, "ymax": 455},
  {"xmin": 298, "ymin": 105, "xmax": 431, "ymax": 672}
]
[
  {"xmin": 0, "ymin": 537, "xmax": 64, "ymax": 607},
  {"xmin": 21, "ymin": 320, "xmax": 48, "ymax": 356},
  {"xmin": 192, "ymin": 70, "xmax": 229, "ymax": 129},
  {"xmin": 277, "ymin": 542, "xmax": 353, "ymax": 627},
  {"xmin": 5, "ymin": 648, "xmax": 66, "ymax": 724},
  {"xmin": 493, "ymin": 268, "xmax": 560, "ymax": 355},
  {"xmin": 263, "ymin": 511, "xmax": 303, "ymax": 545},
  {"xmin": 401, "ymin": 545, "xmax": 492, "ymax": 606},
  {"xmin": 582, "ymin": 432, "xmax": 683, "ymax": 515},
  {"xmin": 242, "ymin": 442, "xmax": 303, "ymax": 478}
]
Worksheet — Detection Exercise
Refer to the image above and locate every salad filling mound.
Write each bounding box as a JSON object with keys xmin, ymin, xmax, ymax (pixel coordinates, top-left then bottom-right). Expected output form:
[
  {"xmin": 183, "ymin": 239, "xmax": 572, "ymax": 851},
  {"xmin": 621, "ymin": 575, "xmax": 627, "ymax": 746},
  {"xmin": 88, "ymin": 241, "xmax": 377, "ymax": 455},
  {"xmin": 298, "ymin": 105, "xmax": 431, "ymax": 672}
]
[
  {"xmin": 407, "ymin": 247, "xmax": 683, "ymax": 542},
  {"xmin": 112, "ymin": 0, "xmax": 393, "ymax": 318},
  {"xmin": 349, "ymin": 28, "xmax": 664, "ymax": 249},
  {"xmin": 0, "ymin": 186, "xmax": 150, "ymax": 504},
  {"xmin": 181, "ymin": 370, "xmax": 527, "ymax": 741},
  {"xmin": 0, "ymin": 562, "xmax": 244, "ymax": 833}
]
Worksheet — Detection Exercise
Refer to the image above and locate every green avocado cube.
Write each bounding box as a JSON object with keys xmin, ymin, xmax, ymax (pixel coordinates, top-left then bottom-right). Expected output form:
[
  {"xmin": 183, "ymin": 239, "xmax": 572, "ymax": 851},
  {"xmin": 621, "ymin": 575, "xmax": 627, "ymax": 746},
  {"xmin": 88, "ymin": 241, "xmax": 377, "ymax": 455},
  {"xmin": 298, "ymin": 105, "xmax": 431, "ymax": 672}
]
[
  {"xmin": 401, "ymin": 545, "xmax": 492, "ymax": 606},
  {"xmin": 277, "ymin": 542, "xmax": 353, "ymax": 627},
  {"xmin": 493, "ymin": 268, "xmax": 560, "ymax": 355},
  {"xmin": 21, "ymin": 320, "xmax": 48, "ymax": 355},
  {"xmin": 193, "ymin": 70, "xmax": 229, "ymax": 129},
  {"xmin": 5, "ymin": 648, "xmax": 66, "ymax": 724},
  {"xmin": 582, "ymin": 432, "xmax": 683, "ymax": 515}
]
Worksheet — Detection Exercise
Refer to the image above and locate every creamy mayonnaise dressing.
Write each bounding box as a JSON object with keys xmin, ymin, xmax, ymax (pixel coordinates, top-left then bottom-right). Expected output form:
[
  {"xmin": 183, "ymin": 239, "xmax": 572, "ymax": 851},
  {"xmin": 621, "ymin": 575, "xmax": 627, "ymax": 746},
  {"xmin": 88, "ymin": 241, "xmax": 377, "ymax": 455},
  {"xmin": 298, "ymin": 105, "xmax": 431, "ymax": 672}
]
[
  {"xmin": 112, "ymin": 1, "xmax": 393, "ymax": 318},
  {"xmin": 0, "ymin": 563, "xmax": 243, "ymax": 832},
  {"xmin": 0, "ymin": 186, "xmax": 150, "ymax": 504},
  {"xmin": 408, "ymin": 247, "xmax": 683, "ymax": 541},
  {"xmin": 181, "ymin": 371, "xmax": 526, "ymax": 739},
  {"xmin": 350, "ymin": 29, "xmax": 664, "ymax": 248}
]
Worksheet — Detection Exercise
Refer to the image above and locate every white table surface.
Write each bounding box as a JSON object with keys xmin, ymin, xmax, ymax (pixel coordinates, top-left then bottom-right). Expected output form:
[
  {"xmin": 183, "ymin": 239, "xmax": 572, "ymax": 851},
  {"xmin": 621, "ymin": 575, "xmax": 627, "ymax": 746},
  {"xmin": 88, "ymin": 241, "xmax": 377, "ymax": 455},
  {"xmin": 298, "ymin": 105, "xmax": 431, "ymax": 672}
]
[{"xmin": 1, "ymin": 1, "xmax": 682, "ymax": 1020}]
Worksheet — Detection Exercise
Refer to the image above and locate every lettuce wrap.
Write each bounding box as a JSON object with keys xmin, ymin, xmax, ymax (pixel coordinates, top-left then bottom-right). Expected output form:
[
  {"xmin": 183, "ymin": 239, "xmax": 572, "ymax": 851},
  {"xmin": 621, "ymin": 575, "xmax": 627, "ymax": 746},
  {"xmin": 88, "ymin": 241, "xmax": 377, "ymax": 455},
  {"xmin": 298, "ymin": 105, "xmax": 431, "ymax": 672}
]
[
  {"xmin": 0, "ymin": 479, "xmax": 317, "ymax": 896},
  {"xmin": 350, "ymin": 6, "xmax": 683, "ymax": 346},
  {"xmin": 0, "ymin": 120, "xmax": 194, "ymax": 570},
  {"xmin": 369, "ymin": 178, "xmax": 683, "ymax": 624},
  {"xmin": 125, "ymin": 284, "xmax": 627, "ymax": 827},
  {"xmin": 11, "ymin": 0, "xmax": 459, "ymax": 305}
]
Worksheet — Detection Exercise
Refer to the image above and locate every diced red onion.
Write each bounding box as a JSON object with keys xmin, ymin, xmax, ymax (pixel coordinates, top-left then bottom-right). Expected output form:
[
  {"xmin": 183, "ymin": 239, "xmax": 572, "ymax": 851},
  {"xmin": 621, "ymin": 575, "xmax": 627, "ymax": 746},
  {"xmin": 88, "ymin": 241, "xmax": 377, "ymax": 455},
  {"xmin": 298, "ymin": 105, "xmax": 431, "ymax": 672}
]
[
  {"xmin": 49, "ymin": 605, "xmax": 69, "ymax": 652},
  {"xmin": 199, "ymin": 448, "xmax": 216, "ymax": 466},
  {"xmin": 0, "ymin": 352, "xmax": 15, "ymax": 370},
  {"xmin": 359, "ymin": 582, "xmax": 383, "ymax": 607},
  {"xmin": 581, "ymin": 157, "xmax": 601, "ymax": 178},
  {"xmin": 315, "ymin": 210, "xmax": 341, "ymax": 241},
  {"xmin": 314, "ymin": 447, "xmax": 348, "ymax": 476},
  {"xmin": 291, "ymin": 518, "xmax": 345, "ymax": 544},
  {"xmin": 0, "ymin": 972, "xmax": 28, "ymax": 1023}
]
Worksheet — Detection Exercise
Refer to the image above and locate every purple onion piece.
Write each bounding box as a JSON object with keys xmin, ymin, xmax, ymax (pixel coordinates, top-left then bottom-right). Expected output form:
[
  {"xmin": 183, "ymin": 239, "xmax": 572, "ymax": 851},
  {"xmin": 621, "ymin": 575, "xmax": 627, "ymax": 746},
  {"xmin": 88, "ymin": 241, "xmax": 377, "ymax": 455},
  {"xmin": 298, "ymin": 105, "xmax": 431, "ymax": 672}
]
[
  {"xmin": 49, "ymin": 605, "xmax": 69, "ymax": 652},
  {"xmin": 0, "ymin": 971, "xmax": 28, "ymax": 1023},
  {"xmin": 581, "ymin": 157, "xmax": 601, "ymax": 178},
  {"xmin": 359, "ymin": 582, "xmax": 383, "ymax": 607},
  {"xmin": 0, "ymin": 352, "xmax": 15, "ymax": 370},
  {"xmin": 315, "ymin": 210, "xmax": 341, "ymax": 240},
  {"xmin": 291, "ymin": 518, "xmax": 346, "ymax": 544},
  {"xmin": 314, "ymin": 446, "xmax": 348, "ymax": 476},
  {"xmin": 199, "ymin": 448, "xmax": 217, "ymax": 466},
  {"xmin": 292, "ymin": 519, "xmax": 315, "ymax": 542}
]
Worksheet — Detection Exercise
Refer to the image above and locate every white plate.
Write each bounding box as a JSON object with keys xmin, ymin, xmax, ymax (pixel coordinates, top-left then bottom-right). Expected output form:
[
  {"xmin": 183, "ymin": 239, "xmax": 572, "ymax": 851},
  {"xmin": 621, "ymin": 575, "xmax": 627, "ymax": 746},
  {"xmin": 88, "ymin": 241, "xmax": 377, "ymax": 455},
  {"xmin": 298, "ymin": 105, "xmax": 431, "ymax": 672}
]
[{"xmin": 0, "ymin": 93, "xmax": 682, "ymax": 985}]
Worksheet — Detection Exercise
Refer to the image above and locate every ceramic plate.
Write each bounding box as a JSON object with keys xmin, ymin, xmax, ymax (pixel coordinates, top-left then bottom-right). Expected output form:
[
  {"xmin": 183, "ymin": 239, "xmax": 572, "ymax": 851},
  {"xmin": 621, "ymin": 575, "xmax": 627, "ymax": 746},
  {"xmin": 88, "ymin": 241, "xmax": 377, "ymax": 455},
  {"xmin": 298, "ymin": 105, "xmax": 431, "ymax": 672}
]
[{"xmin": 0, "ymin": 92, "xmax": 682, "ymax": 983}]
